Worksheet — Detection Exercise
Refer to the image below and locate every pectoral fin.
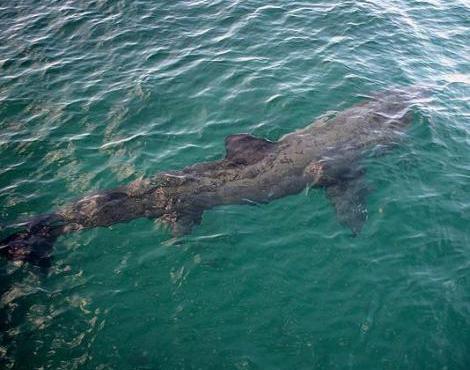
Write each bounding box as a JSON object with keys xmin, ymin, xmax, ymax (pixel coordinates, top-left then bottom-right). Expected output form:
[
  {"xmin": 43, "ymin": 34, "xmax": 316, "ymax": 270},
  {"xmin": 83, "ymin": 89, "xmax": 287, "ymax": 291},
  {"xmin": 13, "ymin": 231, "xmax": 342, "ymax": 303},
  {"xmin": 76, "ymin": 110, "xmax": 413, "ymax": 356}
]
[{"xmin": 326, "ymin": 176, "xmax": 369, "ymax": 235}]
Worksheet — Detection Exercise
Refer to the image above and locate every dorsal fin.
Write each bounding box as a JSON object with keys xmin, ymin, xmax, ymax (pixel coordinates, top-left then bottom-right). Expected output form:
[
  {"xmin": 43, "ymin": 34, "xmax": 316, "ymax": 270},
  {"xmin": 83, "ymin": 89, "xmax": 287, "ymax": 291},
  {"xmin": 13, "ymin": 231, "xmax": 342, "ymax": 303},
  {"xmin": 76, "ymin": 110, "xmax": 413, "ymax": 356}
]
[{"xmin": 225, "ymin": 134, "xmax": 275, "ymax": 165}]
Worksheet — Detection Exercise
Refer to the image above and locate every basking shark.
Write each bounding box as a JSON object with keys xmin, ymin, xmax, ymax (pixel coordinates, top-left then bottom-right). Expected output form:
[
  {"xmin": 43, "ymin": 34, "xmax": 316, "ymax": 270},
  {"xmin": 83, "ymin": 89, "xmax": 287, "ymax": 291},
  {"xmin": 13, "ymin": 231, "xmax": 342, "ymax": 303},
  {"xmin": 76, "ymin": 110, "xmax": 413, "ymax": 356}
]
[{"xmin": 0, "ymin": 89, "xmax": 418, "ymax": 267}]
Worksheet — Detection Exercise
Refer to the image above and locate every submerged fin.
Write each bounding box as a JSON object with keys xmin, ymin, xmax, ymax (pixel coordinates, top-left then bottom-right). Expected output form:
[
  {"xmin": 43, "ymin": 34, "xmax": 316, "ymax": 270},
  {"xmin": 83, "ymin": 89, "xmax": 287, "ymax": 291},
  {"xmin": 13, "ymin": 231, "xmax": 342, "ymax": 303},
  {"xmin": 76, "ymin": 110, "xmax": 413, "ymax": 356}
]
[
  {"xmin": 0, "ymin": 229, "xmax": 56, "ymax": 269},
  {"xmin": 0, "ymin": 213, "xmax": 64, "ymax": 269},
  {"xmin": 171, "ymin": 208, "xmax": 204, "ymax": 237},
  {"xmin": 326, "ymin": 175, "xmax": 369, "ymax": 235},
  {"xmin": 225, "ymin": 134, "xmax": 275, "ymax": 165}
]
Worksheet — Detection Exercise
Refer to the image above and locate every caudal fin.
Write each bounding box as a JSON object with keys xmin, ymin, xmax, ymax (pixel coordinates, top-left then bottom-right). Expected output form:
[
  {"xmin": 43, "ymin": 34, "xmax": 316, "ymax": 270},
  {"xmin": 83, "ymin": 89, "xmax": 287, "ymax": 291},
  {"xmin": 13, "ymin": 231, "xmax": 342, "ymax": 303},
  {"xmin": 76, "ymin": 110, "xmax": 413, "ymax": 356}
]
[
  {"xmin": 0, "ymin": 230, "xmax": 57, "ymax": 268},
  {"xmin": 0, "ymin": 214, "xmax": 64, "ymax": 268}
]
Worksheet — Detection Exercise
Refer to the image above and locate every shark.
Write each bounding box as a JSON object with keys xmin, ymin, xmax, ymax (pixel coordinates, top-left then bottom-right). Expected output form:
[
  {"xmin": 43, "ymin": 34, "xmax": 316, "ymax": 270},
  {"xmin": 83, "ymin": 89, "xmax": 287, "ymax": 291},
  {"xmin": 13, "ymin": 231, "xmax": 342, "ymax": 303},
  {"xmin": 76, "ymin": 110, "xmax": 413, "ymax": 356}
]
[{"xmin": 0, "ymin": 89, "xmax": 418, "ymax": 267}]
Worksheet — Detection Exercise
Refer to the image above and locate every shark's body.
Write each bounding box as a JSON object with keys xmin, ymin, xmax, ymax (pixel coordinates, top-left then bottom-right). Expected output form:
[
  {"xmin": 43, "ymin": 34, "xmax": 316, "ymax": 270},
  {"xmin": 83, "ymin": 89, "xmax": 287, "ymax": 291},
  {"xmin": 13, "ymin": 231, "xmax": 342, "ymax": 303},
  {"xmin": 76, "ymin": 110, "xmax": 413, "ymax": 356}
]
[{"xmin": 1, "ymin": 90, "xmax": 416, "ymax": 267}]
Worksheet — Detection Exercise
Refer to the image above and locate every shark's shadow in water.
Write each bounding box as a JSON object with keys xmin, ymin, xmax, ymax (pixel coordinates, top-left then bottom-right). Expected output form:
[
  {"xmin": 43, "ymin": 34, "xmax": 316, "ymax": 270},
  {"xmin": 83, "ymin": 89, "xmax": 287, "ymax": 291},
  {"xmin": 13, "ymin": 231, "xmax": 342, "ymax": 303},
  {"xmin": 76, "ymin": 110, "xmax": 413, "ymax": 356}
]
[{"xmin": 0, "ymin": 89, "xmax": 422, "ymax": 267}]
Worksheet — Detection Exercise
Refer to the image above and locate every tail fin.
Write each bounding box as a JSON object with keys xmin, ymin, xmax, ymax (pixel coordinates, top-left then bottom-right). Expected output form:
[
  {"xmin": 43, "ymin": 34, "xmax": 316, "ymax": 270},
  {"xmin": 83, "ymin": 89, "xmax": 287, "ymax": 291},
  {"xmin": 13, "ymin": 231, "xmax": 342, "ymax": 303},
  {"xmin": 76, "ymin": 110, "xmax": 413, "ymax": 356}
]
[{"xmin": 0, "ymin": 214, "xmax": 64, "ymax": 269}]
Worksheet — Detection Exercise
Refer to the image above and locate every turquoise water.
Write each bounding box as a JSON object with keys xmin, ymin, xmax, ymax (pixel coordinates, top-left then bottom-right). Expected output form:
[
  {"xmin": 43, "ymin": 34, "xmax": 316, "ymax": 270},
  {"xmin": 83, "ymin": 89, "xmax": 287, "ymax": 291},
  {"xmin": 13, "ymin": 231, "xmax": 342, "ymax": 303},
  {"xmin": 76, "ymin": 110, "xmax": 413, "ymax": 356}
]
[{"xmin": 0, "ymin": 0, "xmax": 469, "ymax": 368}]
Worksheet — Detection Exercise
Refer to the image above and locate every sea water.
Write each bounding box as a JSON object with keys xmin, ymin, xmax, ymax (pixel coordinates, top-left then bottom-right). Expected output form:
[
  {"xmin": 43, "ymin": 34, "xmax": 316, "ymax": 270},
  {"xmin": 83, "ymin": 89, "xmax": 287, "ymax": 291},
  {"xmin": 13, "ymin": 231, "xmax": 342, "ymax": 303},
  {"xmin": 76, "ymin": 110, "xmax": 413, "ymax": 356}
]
[{"xmin": 0, "ymin": 1, "xmax": 469, "ymax": 369}]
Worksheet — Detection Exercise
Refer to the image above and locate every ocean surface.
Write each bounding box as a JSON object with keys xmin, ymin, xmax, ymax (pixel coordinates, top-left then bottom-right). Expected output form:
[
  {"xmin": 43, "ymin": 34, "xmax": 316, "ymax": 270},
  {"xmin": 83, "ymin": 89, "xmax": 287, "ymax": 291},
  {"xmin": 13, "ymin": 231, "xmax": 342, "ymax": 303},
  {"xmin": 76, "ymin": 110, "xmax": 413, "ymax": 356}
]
[{"xmin": 0, "ymin": 0, "xmax": 469, "ymax": 369}]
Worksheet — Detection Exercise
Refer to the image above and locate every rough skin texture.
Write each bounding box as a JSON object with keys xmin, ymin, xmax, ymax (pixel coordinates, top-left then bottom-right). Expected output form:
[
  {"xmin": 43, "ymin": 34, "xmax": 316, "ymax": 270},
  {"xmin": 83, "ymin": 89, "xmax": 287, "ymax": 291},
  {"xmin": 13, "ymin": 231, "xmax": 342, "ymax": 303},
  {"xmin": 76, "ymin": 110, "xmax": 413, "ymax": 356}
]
[{"xmin": 0, "ymin": 89, "xmax": 415, "ymax": 266}]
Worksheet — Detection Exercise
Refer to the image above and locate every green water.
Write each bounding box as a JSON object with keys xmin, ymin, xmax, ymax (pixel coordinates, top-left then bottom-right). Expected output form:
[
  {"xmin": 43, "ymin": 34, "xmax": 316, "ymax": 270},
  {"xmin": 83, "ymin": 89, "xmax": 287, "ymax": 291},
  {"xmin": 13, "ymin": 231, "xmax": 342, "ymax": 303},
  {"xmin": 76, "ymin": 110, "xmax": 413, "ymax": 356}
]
[{"xmin": 0, "ymin": 1, "xmax": 469, "ymax": 369}]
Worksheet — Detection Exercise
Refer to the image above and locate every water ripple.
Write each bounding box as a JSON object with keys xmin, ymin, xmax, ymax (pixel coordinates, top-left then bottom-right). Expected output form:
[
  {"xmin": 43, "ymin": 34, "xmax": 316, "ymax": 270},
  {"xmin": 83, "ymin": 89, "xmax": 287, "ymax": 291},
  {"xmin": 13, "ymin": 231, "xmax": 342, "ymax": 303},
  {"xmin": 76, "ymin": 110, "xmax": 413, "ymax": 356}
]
[{"xmin": 1, "ymin": 0, "xmax": 469, "ymax": 369}]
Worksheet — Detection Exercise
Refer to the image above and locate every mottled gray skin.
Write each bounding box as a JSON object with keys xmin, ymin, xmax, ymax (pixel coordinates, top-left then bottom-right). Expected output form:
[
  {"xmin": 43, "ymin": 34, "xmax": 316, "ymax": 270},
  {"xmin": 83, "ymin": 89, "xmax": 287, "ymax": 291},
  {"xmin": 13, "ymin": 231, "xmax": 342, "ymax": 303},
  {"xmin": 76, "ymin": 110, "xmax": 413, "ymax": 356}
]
[{"xmin": 0, "ymin": 90, "xmax": 414, "ymax": 267}]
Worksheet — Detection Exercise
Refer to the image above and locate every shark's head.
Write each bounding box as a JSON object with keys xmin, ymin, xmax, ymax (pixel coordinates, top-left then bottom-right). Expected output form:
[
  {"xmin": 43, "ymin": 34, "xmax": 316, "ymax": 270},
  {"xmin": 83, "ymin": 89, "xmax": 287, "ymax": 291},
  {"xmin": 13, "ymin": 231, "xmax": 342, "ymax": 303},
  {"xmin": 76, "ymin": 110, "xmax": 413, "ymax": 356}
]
[
  {"xmin": 371, "ymin": 92, "xmax": 413, "ymax": 130},
  {"xmin": 368, "ymin": 86, "xmax": 429, "ymax": 133}
]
